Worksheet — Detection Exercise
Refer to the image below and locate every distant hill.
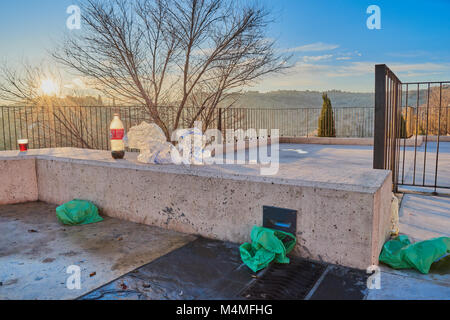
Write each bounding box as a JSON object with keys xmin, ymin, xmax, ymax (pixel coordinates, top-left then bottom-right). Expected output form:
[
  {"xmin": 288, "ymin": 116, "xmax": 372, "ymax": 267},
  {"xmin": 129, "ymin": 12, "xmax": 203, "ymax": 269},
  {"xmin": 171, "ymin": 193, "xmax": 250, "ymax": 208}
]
[
  {"xmin": 224, "ymin": 87, "xmax": 437, "ymax": 109},
  {"xmin": 224, "ymin": 90, "xmax": 375, "ymax": 109}
]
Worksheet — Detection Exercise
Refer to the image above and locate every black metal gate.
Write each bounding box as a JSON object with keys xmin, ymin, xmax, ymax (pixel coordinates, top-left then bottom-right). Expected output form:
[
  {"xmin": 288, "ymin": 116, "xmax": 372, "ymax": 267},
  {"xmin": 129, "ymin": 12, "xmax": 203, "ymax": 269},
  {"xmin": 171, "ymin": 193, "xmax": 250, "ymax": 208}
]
[{"xmin": 374, "ymin": 64, "xmax": 450, "ymax": 194}]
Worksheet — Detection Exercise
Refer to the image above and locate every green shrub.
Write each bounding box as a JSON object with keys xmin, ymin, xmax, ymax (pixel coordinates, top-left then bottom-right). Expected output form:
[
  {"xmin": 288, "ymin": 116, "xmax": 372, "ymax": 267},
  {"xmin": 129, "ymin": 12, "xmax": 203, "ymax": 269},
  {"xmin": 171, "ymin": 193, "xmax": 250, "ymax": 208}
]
[
  {"xmin": 400, "ymin": 115, "xmax": 409, "ymax": 138},
  {"xmin": 318, "ymin": 93, "xmax": 336, "ymax": 137}
]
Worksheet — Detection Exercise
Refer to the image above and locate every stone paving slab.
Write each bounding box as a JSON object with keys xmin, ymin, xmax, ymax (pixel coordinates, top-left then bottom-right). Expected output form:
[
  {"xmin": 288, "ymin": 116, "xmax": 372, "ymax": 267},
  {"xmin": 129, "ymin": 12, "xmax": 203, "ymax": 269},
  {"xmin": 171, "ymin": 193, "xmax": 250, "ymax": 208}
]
[
  {"xmin": 0, "ymin": 202, "xmax": 196, "ymax": 300},
  {"xmin": 366, "ymin": 270, "xmax": 450, "ymax": 300},
  {"xmin": 399, "ymin": 194, "xmax": 450, "ymax": 242}
]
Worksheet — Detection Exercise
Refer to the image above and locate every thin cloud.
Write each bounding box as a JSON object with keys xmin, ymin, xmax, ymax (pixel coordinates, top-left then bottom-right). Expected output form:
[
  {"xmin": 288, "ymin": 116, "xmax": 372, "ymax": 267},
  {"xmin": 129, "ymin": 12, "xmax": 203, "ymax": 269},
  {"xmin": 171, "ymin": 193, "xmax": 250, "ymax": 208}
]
[
  {"xmin": 303, "ymin": 54, "xmax": 333, "ymax": 62},
  {"xmin": 280, "ymin": 42, "xmax": 339, "ymax": 53},
  {"xmin": 336, "ymin": 57, "xmax": 352, "ymax": 61},
  {"xmin": 326, "ymin": 62, "xmax": 450, "ymax": 78},
  {"xmin": 251, "ymin": 61, "xmax": 450, "ymax": 92},
  {"xmin": 387, "ymin": 51, "xmax": 428, "ymax": 58}
]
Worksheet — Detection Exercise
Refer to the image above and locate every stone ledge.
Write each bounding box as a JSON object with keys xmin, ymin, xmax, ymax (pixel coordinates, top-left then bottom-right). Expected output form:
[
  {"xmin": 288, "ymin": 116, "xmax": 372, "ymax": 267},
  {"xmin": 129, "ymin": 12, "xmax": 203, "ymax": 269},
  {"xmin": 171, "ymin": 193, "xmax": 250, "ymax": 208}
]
[{"xmin": 0, "ymin": 148, "xmax": 390, "ymax": 194}]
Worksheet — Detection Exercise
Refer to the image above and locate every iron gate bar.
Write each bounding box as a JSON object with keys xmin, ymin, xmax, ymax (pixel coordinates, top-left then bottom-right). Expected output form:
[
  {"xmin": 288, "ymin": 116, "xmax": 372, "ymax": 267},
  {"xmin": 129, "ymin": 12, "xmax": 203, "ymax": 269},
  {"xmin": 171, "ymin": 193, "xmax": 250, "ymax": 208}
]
[
  {"xmin": 413, "ymin": 83, "xmax": 420, "ymax": 185},
  {"xmin": 401, "ymin": 84, "xmax": 408, "ymax": 184},
  {"xmin": 374, "ymin": 64, "xmax": 388, "ymax": 170},
  {"xmin": 397, "ymin": 82, "xmax": 402, "ymax": 188},
  {"xmin": 423, "ymin": 84, "xmax": 430, "ymax": 186},
  {"xmin": 434, "ymin": 83, "xmax": 443, "ymax": 194}
]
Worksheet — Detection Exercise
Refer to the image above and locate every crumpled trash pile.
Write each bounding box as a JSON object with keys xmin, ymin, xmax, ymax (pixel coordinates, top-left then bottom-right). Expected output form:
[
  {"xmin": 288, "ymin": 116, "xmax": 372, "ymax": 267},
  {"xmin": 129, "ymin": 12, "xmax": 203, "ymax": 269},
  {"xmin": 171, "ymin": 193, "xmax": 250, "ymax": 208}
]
[
  {"xmin": 124, "ymin": 122, "xmax": 211, "ymax": 165},
  {"xmin": 125, "ymin": 122, "xmax": 175, "ymax": 164}
]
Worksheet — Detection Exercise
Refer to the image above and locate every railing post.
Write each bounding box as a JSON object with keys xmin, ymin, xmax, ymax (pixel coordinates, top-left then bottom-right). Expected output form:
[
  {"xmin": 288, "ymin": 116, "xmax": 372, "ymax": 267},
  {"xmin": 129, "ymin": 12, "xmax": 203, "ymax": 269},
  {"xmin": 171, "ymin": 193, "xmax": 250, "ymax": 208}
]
[
  {"xmin": 306, "ymin": 109, "xmax": 309, "ymax": 137},
  {"xmin": 373, "ymin": 64, "xmax": 387, "ymax": 169},
  {"xmin": 217, "ymin": 108, "xmax": 223, "ymax": 141},
  {"xmin": 217, "ymin": 108, "xmax": 222, "ymax": 131}
]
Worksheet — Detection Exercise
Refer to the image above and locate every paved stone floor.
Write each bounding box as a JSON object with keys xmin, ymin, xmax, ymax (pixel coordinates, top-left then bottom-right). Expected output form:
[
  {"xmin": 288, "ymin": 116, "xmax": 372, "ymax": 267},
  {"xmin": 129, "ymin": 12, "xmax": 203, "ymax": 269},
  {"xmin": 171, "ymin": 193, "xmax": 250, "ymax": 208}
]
[
  {"xmin": 398, "ymin": 194, "xmax": 450, "ymax": 242},
  {"xmin": 0, "ymin": 201, "xmax": 448, "ymax": 300},
  {"xmin": 0, "ymin": 202, "xmax": 195, "ymax": 300},
  {"xmin": 0, "ymin": 202, "xmax": 368, "ymax": 300}
]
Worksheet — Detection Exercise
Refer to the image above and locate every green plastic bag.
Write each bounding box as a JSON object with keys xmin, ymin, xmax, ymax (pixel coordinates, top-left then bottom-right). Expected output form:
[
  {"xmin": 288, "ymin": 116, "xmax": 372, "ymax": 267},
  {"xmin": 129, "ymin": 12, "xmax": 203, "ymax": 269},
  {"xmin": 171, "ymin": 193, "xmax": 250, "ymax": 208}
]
[
  {"xmin": 240, "ymin": 226, "xmax": 297, "ymax": 273},
  {"xmin": 56, "ymin": 199, "xmax": 103, "ymax": 226},
  {"xmin": 379, "ymin": 235, "xmax": 450, "ymax": 274}
]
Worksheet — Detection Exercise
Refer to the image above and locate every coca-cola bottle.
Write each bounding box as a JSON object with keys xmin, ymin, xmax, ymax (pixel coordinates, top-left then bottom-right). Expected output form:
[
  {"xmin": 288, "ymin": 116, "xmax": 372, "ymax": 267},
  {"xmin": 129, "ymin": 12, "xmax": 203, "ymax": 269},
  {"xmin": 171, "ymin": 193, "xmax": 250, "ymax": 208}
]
[{"xmin": 110, "ymin": 113, "xmax": 125, "ymax": 159}]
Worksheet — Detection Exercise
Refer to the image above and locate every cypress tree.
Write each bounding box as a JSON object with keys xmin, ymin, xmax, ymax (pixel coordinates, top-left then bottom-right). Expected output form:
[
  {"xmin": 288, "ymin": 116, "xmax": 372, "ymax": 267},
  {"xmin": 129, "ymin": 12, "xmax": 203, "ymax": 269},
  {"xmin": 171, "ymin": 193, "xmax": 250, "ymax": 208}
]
[
  {"xmin": 400, "ymin": 114, "xmax": 408, "ymax": 138},
  {"xmin": 318, "ymin": 93, "xmax": 336, "ymax": 137}
]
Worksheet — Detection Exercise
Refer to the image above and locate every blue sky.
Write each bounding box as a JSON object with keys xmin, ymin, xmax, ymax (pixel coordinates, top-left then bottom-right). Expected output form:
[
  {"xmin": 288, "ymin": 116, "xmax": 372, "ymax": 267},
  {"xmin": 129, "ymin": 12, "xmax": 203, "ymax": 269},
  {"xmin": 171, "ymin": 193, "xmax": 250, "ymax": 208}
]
[{"xmin": 0, "ymin": 0, "xmax": 449, "ymax": 92}]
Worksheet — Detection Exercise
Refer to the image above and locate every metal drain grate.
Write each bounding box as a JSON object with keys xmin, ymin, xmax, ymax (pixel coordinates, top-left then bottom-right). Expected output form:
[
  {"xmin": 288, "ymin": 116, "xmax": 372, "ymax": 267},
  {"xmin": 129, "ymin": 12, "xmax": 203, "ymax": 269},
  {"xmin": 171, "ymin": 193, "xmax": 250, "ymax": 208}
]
[{"xmin": 241, "ymin": 258, "xmax": 326, "ymax": 300}]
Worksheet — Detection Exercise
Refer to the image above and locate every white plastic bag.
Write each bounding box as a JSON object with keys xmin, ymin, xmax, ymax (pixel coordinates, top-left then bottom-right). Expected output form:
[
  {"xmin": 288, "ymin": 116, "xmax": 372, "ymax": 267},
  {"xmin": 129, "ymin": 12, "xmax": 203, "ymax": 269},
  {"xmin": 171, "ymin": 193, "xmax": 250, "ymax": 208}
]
[{"xmin": 125, "ymin": 122, "xmax": 174, "ymax": 164}]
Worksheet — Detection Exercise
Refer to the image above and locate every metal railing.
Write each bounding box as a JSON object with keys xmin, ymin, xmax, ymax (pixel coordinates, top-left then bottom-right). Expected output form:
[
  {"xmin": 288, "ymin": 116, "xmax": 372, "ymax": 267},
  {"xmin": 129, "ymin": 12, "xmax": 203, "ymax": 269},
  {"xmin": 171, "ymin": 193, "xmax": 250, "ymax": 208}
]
[
  {"xmin": 373, "ymin": 64, "xmax": 450, "ymax": 193},
  {"xmin": 0, "ymin": 105, "xmax": 375, "ymax": 151}
]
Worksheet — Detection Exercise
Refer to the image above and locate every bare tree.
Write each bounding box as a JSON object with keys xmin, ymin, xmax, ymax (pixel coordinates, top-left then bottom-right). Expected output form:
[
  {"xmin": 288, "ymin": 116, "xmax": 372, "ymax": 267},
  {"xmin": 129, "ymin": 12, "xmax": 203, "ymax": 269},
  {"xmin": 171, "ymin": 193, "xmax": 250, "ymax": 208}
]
[
  {"xmin": 0, "ymin": 61, "xmax": 103, "ymax": 149},
  {"xmin": 0, "ymin": 60, "xmax": 56, "ymax": 105},
  {"xmin": 53, "ymin": 0, "xmax": 290, "ymax": 140}
]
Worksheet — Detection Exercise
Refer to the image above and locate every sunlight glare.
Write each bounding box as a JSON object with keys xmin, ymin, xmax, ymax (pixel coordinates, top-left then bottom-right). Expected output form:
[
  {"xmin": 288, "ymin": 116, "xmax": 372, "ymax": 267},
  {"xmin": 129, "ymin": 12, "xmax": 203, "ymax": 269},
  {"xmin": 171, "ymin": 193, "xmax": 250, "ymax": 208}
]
[{"xmin": 40, "ymin": 79, "xmax": 59, "ymax": 96}]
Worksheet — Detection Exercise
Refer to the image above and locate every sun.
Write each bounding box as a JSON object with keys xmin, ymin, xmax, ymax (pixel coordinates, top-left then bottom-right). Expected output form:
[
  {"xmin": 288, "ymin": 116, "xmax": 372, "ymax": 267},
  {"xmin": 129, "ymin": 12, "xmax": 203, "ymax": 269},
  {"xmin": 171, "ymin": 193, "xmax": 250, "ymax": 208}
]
[{"xmin": 40, "ymin": 78, "xmax": 59, "ymax": 96}]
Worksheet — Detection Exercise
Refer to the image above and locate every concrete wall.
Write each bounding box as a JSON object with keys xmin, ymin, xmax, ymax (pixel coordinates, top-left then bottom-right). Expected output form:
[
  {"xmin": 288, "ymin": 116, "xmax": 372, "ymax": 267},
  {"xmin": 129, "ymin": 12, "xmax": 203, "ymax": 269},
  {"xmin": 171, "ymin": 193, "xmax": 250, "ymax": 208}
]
[
  {"xmin": 0, "ymin": 149, "xmax": 392, "ymax": 270},
  {"xmin": 35, "ymin": 157, "xmax": 391, "ymax": 270},
  {"xmin": 0, "ymin": 159, "xmax": 38, "ymax": 205}
]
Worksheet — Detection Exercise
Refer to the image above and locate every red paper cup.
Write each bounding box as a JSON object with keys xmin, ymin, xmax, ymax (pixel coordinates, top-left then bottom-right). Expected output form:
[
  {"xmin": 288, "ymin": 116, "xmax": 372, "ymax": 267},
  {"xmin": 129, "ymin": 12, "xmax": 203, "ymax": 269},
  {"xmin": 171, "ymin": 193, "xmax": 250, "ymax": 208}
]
[{"xmin": 18, "ymin": 139, "xmax": 29, "ymax": 152}]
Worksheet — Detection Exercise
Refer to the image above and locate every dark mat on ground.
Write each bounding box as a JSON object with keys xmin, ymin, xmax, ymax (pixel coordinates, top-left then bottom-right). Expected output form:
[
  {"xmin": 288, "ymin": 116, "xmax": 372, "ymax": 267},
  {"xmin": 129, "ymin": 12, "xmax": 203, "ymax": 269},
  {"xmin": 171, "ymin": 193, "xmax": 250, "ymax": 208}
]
[
  {"xmin": 308, "ymin": 266, "xmax": 368, "ymax": 300},
  {"xmin": 80, "ymin": 237, "xmax": 255, "ymax": 300},
  {"xmin": 80, "ymin": 237, "xmax": 369, "ymax": 300}
]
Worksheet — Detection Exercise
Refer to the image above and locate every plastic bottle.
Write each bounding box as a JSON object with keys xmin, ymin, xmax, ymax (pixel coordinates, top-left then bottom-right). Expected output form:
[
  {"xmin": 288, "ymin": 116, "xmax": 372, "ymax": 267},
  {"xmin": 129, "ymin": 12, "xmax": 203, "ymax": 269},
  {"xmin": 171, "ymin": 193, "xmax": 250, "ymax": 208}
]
[{"xmin": 110, "ymin": 113, "xmax": 125, "ymax": 159}]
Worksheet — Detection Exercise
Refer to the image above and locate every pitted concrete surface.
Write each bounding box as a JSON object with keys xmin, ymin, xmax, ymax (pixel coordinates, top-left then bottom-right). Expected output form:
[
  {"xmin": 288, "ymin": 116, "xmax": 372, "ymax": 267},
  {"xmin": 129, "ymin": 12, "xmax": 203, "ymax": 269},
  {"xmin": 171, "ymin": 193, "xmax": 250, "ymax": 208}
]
[
  {"xmin": 0, "ymin": 147, "xmax": 389, "ymax": 193},
  {"xmin": 0, "ymin": 159, "xmax": 38, "ymax": 204},
  {"xmin": 0, "ymin": 202, "xmax": 196, "ymax": 300},
  {"xmin": 1, "ymin": 142, "xmax": 449, "ymax": 194}
]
